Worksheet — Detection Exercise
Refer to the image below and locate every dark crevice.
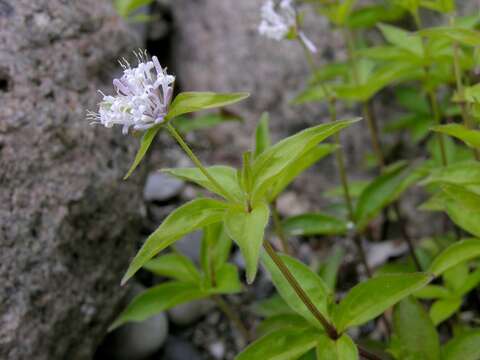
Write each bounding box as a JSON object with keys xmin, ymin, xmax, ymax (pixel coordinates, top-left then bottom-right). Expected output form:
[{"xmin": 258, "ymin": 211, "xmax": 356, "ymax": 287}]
[{"xmin": 0, "ymin": 74, "xmax": 11, "ymax": 92}]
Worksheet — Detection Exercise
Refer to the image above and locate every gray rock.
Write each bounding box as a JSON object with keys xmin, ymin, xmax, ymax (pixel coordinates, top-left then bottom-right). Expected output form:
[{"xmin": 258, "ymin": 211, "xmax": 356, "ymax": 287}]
[
  {"xmin": 208, "ymin": 340, "xmax": 226, "ymax": 360},
  {"xmin": 104, "ymin": 313, "xmax": 168, "ymax": 360},
  {"xmin": 143, "ymin": 172, "xmax": 184, "ymax": 202},
  {"xmin": 100, "ymin": 284, "xmax": 169, "ymax": 360},
  {"xmin": 0, "ymin": 1, "xmax": 144, "ymax": 359},
  {"xmin": 174, "ymin": 230, "xmax": 203, "ymax": 263},
  {"xmin": 162, "ymin": 337, "xmax": 202, "ymax": 360},
  {"xmin": 168, "ymin": 298, "xmax": 214, "ymax": 326}
]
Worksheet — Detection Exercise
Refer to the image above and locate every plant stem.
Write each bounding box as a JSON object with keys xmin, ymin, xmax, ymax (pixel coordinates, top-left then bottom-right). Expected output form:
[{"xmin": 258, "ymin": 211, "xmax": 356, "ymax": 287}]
[
  {"xmin": 264, "ymin": 240, "xmax": 385, "ymax": 359},
  {"xmin": 362, "ymin": 104, "xmax": 422, "ymax": 271},
  {"xmin": 393, "ymin": 203, "xmax": 422, "ymax": 271},
  {"xmin": 452, "ymin": 41, "xmax": 480, "ymax": 160},
  {"xmin": 212, "ymin": 295, "xmax": 251, "ymax": 343},
  {"xmin": 165, "ymin": 122, "xmax": 236, "ymax": 202},
  {"xmin": 271, "ymin": 199, "xmax": 291, "ymax": 255},
  {"xmin": 414, "ymin": 16, "xmax": 448, "ymax": 166},
  {"xmin": 362, "ymin": 101, "xmax": 385, "ymax": 168},
  {"xmin": 427, "ymin": 86, "xmax": 448, "ymax": 166},
  {"xmin": 344, "ymin": 27, "xmax": 422, "ymax": 272},
  {"xmin": 353, "ymin": 235, "xmax": 372, "ymax": 277},
  {"xmin": 263, "ymin": 240, "xmax": 339, "ymax": 339},
  {"xmin": 359, "ymin": 347, "xmax": 383, "ymax": 360}
]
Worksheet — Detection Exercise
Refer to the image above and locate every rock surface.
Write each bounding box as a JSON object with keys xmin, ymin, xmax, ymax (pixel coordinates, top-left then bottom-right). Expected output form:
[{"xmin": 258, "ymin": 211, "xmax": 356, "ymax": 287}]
[
  {"xmin": 97, "ymin": 283, "xmax": 169, "ymax": 360},
  {"xmin": 161, "ymin": 337, "xmax": 203, "ymax": 360},
  {"xmin": 143, "ymin": 172, "xmax": 184, "ymax": 202},
  {"xmin": 168, "ymin": 299, "xmax": 214, "ymax": 326},
  {"xmin": 0, "ymin": 1, "xmax": 143, "ymax": 359}
]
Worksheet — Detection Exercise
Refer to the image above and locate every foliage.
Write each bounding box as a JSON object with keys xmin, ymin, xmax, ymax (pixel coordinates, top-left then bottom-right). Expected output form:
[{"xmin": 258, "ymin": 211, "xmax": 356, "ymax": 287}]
[{"xmin": 100, "ymin": 0, "xmax": 480, "ymax": 359}]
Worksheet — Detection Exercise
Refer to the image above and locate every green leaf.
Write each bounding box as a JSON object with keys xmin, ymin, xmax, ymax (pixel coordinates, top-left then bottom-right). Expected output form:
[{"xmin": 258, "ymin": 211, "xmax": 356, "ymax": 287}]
[
  {"xmin": 210, "ymin": 263, "xmax": 242, "ymax": 294},
  {"xmin": 394, "ymin": 0, "xmax": 420, "ymax": 13},
  {"xmin": 395, "ymin": 86, "xmax": 430, "ymax": 114},
  {"xmin": 392, "ymin": 297, "xmax": 440, "ymax": 360},
  {"xmin": 269, "ymin": 144, "xmax": 337, "ymax": 200},
  {"xmin": 334, "ymin": 273, "xmax": 433, "ymax": 332},
  {"xmin": 453, "ymin": 83, "xmax": 480, "ymax": 105},
  {"xmin": 414, "ymin": 284, "xmax": 451, "ymax": 299},
  {"xmin": 110, "ymin": 281, "xmax": 206, "ymax": 330},
  {"xmin": 200, "ymin": 223, "xmax": 232, "ymax": 279},
  {"xmin": 251, "ymin": 119, "xmax": 360, "ymax": 203},
  {"xmin": 419, "ymin": 191, "xmax": 450, "ymax": 212},
  {"xmin": 378, "ymin": 23, "xmax": 424, "ymax": 57},
  {"xmin": 316, "ymin": 334, "xmax": 359, "ymax": 360},
  {"xmin": 440, "ymin": 184, "xmax": 480, "ymax": 237},
  {"xmin": 162, "ymin": 166, "xmax": 244, "ymax": 201},
  {"xmin": 283, "ymin": 213, "xmax": 349, "ymax": 236},
  {"xmin": 346, "ymin": 4, "xmax": 405, "ymax": 29},
  {"xmin": 309, "ymin": 62, "xmax": 350, "ymax": 84},
  {"xmin": 457, "ymin": 267, "xmax": 480, "ymax": 296},
  {"xmin": 420, "ymin": 0, "xmax": 455, "ymax": 13},
  {"xmin": 124, "ymin": 125, "xmax": 161, "ymax": 179},
  {"xmin": 257, "ymin": 314, "xmax": 311, "ymax": 335},
  {"xmin": 143, "ymin": 253, "xmax": 201, "ymax": 283},
  {"xmin": 325, "ymin": 180, "xmax": 369, "ymax": 199},
  {"xmin": 429, "ymin": 298, "xmax": 462, "ymax": 325},
  {"xmin": 114, "ymin": 0, "xmax": 154, "ymax": 17},
  {"xmin": 358, "ymin": 46, "xmax": 420, "ymax": 63},
  {"xmin": 121, "ymin": 198, "xmax": 228, "ymax": 285},
  {"xmin": 336, "ymin": 0, "xmax": 358, "ymax": 25},
  {"xmin": 429, "ymin": 239, "xmax": 480, "ymax": 276},
  {"xmin": 293, "ymin": 85, "xmax": 329, "ymax": 105},
  {"xmin": 335, "ymin": 63, "xmax": 420, "ymax": 102},
  {"xmin": 442, "ymin": 330, "xmax": 480, "ymax": 360},
  {"xmin": 252, "ymin": 294, "xmax": 293, "ymax": 318},
  {"xmin": 319, "ymin": 246, "xmax": 345, "ymax": 291},
  {"xmin": 224, "ymin": 203, "xmax": 270, "ymax": 284},
  {"xmin": 432, "ymin": 124, "xmax": 480, "ymax": 149},
  {"xmin": 235, "ymin": 327, "xmax": 320, "ymax": 360},
  {"xmin": 296, "ymin": 350, "xmax": 316, "ymax": 360},
  {"xmin": 421, "ymin": 161, "xmax": 480, "ymax": 186},
  {"xmin": 355, "ymin": 162, "xmax": 423, "ymax": 230},
  {"xmin": 443, "ymin": 263, "xmax": 469, "ymax": 292},
  {"xmin": 254, "ymin": 113, "xmax": 271, "ymax": 158},
  {"xmin": 262, "ymin": 253, "xmax": 331, "ymax": 329},
  {"xmin": 166, "ymin": 92, "xmax": 249, "ymax": 120},
  {"xmin": 419, "ymin": 26, "xmax": 480, "ymax": 47}
]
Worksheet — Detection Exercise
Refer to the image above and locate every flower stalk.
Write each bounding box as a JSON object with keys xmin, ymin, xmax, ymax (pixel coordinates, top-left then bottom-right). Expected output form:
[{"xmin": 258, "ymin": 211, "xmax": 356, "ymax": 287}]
[{"xmin": 165, "ymin": 122, "xmax": 236, "ymax": 203}]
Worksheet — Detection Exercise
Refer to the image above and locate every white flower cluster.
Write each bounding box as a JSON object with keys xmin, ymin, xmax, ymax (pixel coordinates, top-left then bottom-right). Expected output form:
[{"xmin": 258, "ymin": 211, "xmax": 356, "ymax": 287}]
[
  {"xmin": 88, "ymin": 51, "xmax": 175, "ymax": 135},
  {"xmin": 258, "ymin": 0, "xmax": 317, "ymax": 53},
  {"xmin": 258, "ymin": 0, "xmax": 295, "ymax": 41}
]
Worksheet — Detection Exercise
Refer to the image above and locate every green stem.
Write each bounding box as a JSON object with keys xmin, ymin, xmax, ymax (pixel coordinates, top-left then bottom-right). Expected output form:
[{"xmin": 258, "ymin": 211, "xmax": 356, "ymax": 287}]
[
  {"xmin": 427, "ymin": 85, "xmax": 448, "ymax": 166},
  {"xmin": 263, "ymin": 240, "xmax": 339, "ymax": 339},
  {"xmin": 264, "ymin": 240, "xmax": 383, "ymax": 359},
  {"xmin": 393, "ymin": 203, "xmax": 422, "ymax": 271},
  {"xmin": 362, "ymin": 101, "xmax": 385, "ymax": 168},
  {"xmin": 452, "ymin": 41, "xmax": 480, "ymax": 160},
  {"xmin": 334, "ymin": 131, "xmax": 355, "ymax": 221},
  {"xmin": 343, "ymin": 27, "xmax": 422, "ymax": 272},
  {"xmin": 414, "ymin": 17, "xmax": 448, "ymax": 166},
  {"xmin": 165, "ymin": 122, "xmax": 236, "ymax": 202},
  {"xmin": 271, "ymin": 199, "xmax": 291, "ymax": 255}
]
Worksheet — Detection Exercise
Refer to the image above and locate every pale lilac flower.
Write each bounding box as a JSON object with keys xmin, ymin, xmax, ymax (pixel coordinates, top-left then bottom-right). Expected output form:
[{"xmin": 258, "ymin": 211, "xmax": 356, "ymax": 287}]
[
  {"xmin": 298, "ymin": 31, "xmax": 318, "ymax": 54},
  {"xmin": 88, "ymin": 50, "xmax": 175, "ymax": 135},
  {"xmin": 258, "ymin": 0, "xmax": 317, "ymax": 53},
  {"xmin": 258, "ymin": 0, "xmax": 296, "ymax": 41}
]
